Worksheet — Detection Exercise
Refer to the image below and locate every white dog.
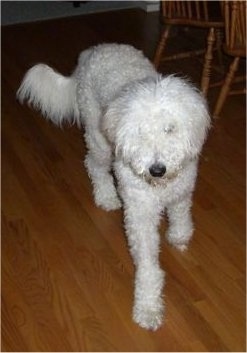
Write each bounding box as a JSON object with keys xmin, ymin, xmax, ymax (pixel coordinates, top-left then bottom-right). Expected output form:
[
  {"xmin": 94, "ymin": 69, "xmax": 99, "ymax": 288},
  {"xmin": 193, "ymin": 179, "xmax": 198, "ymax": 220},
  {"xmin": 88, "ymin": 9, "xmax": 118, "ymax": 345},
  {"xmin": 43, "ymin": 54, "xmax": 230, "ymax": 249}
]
[{"xmin": 17, "ymin": 43, "xmax": 210, "ymax": 330}]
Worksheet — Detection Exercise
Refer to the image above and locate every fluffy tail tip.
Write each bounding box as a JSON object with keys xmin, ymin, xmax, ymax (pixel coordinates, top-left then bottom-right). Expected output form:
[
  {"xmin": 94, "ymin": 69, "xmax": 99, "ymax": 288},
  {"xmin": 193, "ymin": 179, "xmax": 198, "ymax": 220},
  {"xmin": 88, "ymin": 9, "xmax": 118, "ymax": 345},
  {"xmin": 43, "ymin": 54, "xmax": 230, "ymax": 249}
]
[{"xmin": 16, "ymin": 64, "xmax": 80, "ymax": 127}]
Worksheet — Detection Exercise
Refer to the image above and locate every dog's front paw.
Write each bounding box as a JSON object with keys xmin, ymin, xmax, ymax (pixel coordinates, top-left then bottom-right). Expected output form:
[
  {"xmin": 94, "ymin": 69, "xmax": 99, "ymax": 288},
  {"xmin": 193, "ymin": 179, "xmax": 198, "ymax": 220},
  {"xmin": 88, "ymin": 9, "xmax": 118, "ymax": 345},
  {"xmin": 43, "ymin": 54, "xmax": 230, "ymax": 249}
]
[
  {"xmin": 94, "ymin": 187, "xmax": 121, "ymax": 211},
  {"xmin": 133, "ymin": 299, "xmax": 164, "ymax": 331},
  {"xmin": 167, "ymin": 239, "xmax": 188, "ymax": 252},
  {"xmin": 166, "ymin": 224, "xmax": 193, "ymax": 252},
  {"xmin": 133, "ymin": 266, "xmax": 165, "ymax": 330},
  {"xmin": 95, "ymin": 193, "xmax": 121, "ymax": 211}
]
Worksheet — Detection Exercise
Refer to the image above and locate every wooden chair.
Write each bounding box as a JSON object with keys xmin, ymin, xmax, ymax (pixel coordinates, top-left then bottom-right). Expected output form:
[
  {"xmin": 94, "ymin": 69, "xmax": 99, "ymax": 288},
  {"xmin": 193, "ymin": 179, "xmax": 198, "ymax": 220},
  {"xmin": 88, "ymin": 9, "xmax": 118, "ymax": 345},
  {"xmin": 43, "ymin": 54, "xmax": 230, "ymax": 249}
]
[
  {"xmin": 153, "ymin": 1, "xmax": 224, "ymax": 96},
  {"xmin": 213, "ymin": 1, "xmax": 246, "ymax": 118}
]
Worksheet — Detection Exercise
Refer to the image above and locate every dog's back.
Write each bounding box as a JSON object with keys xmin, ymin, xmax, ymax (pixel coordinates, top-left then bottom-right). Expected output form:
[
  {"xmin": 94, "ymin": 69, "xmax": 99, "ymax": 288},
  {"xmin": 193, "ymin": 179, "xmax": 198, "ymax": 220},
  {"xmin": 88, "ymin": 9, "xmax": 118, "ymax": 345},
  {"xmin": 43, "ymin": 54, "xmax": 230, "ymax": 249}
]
[
  {"xmin": 75, "ymin": 44, "xmax": 158, "ymax": 108},
  {"xmin": 17, "ymin": 44, "xmax": 157, "ymax": 128}
]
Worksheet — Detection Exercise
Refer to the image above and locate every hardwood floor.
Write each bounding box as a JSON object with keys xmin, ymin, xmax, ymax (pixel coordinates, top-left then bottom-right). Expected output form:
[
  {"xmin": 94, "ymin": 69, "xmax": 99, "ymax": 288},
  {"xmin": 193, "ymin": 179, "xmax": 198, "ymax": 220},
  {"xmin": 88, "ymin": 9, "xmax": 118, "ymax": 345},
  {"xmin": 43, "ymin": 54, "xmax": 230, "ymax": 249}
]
[{"xmin": 2, "ymin": 8, "xmax": 246, "ymax": 352}]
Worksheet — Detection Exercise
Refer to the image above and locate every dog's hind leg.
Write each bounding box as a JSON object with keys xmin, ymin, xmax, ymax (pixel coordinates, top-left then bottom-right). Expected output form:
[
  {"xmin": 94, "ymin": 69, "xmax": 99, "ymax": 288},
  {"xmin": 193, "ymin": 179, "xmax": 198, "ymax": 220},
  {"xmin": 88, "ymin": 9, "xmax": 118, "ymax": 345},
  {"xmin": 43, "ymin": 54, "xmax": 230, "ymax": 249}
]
[{"xmin": 84, "ymin": 130, "xmax": 121, "ymax": 211}]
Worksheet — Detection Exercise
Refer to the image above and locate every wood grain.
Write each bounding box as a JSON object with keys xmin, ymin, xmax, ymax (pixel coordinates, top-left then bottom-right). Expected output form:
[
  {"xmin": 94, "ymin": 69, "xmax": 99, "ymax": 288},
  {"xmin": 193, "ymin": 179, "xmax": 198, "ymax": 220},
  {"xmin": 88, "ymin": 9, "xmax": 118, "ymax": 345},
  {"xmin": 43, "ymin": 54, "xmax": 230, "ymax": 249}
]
[{"xmin": 2, "ymin": 8, "xmax": 246, "ymax": 352}]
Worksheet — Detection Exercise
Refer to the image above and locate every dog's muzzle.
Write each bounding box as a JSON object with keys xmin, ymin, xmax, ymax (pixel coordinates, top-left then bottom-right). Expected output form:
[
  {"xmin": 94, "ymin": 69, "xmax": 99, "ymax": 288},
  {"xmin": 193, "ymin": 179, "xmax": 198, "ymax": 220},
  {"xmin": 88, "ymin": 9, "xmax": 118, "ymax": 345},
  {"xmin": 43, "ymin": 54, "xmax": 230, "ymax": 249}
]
[{"xmin": 149, "ymin": 163, "xmax": 166, "ymax": 178}]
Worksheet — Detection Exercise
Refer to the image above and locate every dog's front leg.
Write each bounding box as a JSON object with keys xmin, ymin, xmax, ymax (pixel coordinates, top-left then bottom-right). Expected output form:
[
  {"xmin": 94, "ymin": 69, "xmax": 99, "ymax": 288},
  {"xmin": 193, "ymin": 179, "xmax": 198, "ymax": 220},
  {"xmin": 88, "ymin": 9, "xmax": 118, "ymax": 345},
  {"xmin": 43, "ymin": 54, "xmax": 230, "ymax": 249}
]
[
  {"xmin": 166, "ymin": 194, "xmax": 194, "ymax": 251},
  {"xmin": 122, "ymin": 188, "xmax": 165, "ymax": 330}
]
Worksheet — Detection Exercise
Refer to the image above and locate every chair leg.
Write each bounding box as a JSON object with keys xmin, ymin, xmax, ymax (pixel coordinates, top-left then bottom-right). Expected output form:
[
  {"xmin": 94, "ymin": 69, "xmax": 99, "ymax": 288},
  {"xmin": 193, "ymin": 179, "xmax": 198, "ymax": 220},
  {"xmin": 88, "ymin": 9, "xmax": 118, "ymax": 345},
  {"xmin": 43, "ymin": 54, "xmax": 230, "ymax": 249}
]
[
  {"xmin": 153, "ymin": 25, "xmax": 171, "ymax": 69},
  {"xmin": 201, "ymin": 27, "xmax": 216, "ymax": 96},
  {"xmin": 213, "ymin": 57, "xmax": 240, "ymax": 118}
]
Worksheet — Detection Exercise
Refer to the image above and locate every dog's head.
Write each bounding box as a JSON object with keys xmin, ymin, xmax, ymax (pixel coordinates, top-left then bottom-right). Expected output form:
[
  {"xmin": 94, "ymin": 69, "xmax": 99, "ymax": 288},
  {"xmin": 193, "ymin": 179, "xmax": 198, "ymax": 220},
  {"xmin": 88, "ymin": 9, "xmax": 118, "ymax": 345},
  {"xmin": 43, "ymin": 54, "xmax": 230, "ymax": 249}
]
[{"xmin": 102, "ymin": 75, "xmax": 210, "ymax": 184}]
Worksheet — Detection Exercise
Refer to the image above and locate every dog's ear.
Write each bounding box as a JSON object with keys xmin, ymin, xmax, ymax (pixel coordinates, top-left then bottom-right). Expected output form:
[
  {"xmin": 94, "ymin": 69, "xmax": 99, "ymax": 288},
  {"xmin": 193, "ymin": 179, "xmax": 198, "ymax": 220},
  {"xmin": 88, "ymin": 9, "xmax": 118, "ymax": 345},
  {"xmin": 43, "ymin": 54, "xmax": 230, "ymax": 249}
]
[
  {"xmin": 101, "ymin": 99, "xmax": 122, "ymax": 145},
  {"xmin": 159, "ymin": 76, "xmax": 211, "ymax": 157},
  {"xmin": 188, "ymin": 96, "xmax": 211, "ymax": 157}
]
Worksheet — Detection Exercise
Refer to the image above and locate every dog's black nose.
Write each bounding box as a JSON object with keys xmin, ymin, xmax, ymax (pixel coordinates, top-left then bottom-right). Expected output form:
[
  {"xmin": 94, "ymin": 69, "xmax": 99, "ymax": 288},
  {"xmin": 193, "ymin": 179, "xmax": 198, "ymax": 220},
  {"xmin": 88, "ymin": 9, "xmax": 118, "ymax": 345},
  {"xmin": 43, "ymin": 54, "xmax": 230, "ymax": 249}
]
[{"xmin": 149, "ymin": 163, "xmax": 166, "ymax": 177}]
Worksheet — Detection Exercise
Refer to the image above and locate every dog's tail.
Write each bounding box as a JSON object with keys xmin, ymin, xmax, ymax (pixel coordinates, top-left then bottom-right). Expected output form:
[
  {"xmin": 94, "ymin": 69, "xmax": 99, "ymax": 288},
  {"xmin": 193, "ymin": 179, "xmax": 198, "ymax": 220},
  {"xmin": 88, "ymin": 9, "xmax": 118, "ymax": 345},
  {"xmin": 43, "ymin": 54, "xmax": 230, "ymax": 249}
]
[{"xmin": 17, "ymin": 64, "xmax": 81, "ymax": 127}]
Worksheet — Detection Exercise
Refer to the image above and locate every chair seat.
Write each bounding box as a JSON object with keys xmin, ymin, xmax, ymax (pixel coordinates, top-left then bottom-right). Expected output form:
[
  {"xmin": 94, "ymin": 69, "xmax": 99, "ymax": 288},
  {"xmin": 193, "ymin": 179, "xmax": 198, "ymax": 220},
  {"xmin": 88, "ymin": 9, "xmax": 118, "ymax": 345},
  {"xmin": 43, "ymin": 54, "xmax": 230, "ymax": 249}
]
[
  {"xmin": 163, "ymin": 18, "xmax": 224, "ymax": 29},
  {"xmin": 223, "ymin": 44, "xmax": 246, "ymax": 58}
]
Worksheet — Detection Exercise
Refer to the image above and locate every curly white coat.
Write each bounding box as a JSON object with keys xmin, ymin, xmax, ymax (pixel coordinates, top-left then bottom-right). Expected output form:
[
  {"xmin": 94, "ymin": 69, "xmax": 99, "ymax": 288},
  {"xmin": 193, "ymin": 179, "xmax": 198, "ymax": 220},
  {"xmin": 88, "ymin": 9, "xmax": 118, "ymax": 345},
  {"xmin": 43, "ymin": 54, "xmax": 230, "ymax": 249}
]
[{"xmin": 17, "ymin": 43, "xmax": 210, "ymax": 330}]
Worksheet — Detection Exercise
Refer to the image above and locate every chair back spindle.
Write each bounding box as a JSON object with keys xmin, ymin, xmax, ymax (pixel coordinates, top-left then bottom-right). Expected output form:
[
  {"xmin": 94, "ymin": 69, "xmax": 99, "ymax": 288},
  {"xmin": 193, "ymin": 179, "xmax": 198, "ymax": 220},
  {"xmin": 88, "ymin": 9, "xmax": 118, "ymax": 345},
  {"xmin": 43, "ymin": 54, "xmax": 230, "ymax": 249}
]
[
  {"xmin": 224, "ymin": 1, "xmax": 246, "ymax": 54},
  {"xmin": 161, "ymin": 1, "xmax": 220, "ymax": 24}
]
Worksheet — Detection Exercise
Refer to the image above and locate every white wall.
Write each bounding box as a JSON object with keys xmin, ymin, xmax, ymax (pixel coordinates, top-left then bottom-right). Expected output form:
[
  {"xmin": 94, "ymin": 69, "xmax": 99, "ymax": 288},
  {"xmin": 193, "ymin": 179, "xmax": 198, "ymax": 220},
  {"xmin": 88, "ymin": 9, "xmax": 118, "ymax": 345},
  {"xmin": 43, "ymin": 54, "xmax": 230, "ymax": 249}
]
[{"xmin": 1, "ymin": 1, "xmax": 159, "ymax": 26}]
